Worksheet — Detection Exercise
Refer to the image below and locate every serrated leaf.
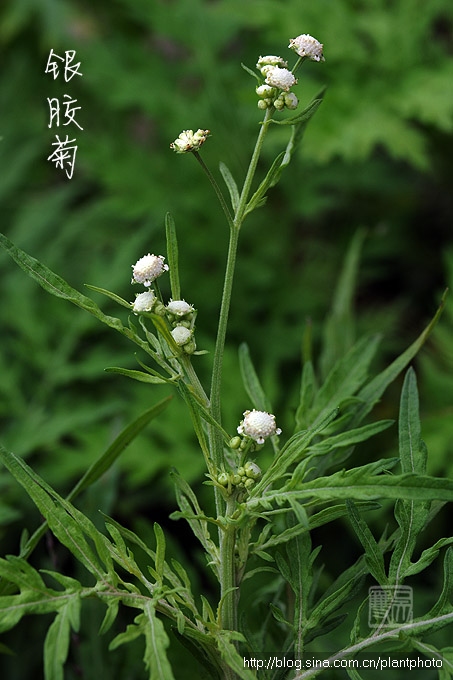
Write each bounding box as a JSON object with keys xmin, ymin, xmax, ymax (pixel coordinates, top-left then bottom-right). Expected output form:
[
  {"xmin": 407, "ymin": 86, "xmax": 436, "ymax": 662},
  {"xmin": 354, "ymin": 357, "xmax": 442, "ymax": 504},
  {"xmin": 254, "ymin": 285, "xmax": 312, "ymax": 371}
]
[
  {"xmin": 252, "ymin": 408, "xmax": 338, "ymax": 492},
  {"xmin": 310, "ymin": 334, "xmax": 382, "ymax": 428},
  {"xmin": 142, "ymin": 601, "xmax": 175, "ymax": 680},
  {"xmin": 154, "ymin": 523, "xmax": 166, "ymax": 583},
  {"xmin": 389, "ymin": 369, "xmax": 431, "ymax": 583},
  {"xmin": 350, "ymin": 291, "xmax": 447, "ymax": 427},
  {"xmin": 165, "ymin": 212, "xmax": 180, "ymax": 300},
  {"xmin": 250, "ymin": 470, "xmax": 453, "ymax": 509},
  {"xmin": 347, "ymin": 500, "xmax": 388, "ymax": 585},
  {"xmin": 309, "ymin": 419, "xmax": 394, "ymax": 454},
  {"xmin": 295, "ymin": 359, "xmax": 316, "ymax": 431},
  {"xmin": 219, "ymin": 161, "xmax": 239, "ymax": 212},
  {"xmin": 44, "ymin": 597, "xmax": 81, "ymax": 680},
  {"xmin": 0, "ymin": 446, "xmax": 110, "ymax": 579},
  {"xmin": 215, "ymin": 630, "xmax": 257, "ymax": 680},
  {"xmin": 99, "ymin": 599, "xmax": 120, "ymax": 635},
  {"xmin": 320, "ymin": 229, "xmax": 367, "ymax": 378}
]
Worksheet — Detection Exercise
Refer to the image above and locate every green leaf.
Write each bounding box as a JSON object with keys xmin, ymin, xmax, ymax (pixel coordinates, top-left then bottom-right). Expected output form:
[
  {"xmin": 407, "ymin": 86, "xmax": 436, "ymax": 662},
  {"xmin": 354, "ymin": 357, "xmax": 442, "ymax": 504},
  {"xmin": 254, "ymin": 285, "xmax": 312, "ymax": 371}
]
[
  {"xmin": 165, "ymin": 212, "xmax": 180, "ymax": 300},
  {"xmin": 219, "ymin": 161, "xmax": 240, "ymax": 212},
  {"xmin": 238, "ymin": 342, "xmax": 271, "ymax": 412},
  {"xmin": 0, "ymin": 233, "xmax": 141, "ymax": 347},
  {"xmin": 154, "ymin": 523, "xmax": 166, "ymax": 583},
  {"xmin": 142, "ymin": 601, "xmax": 175, "ymax": 680},
  {"xmin": 389, "ymin": 369, "xmax": 431, "ymax": 583},
  {"xmin": 309, "ymin": 419, "xmax": 394, "ymax": 455},
  {"xmin": 244, "ymin": 151, "xmax": 285, "ymax": 216},
  {"xmin": 250, "ymin": 470, "xmax": 453, "ymax": 509},
  {"xmin": 69, "ymin": 397, "xmax": 171, "ymax": 500},
  {"xmin": 241, "ymin": 62, "xmax": 260, "ymax": 83},
  {"xmin": 104, "ymin": 366, "xmax": 172, "ymax": 384},
  {"xmin": 0, "ymin": 446, "xmax": 111, "ymax": 579},
  {"xmin": 84, "ymin": 284, "xmax": 131, "ymax": 309},
  {"xmin": 350, "ymin": 290, "xmax": 447, "ymax": 427},
  {"xmin": 310, "ymin": 334, "xmax": 382, "ymax": 428},
  {"xmin": 295, "ymin": 359, "xmax": 316, "ymax": 431},
  {"xmin": 320, "ymin": 229, "xmax": 366, "ymax": 378},
  {"xmin": 44, "ymin": 597, "xmax": 81, "ymax": 680},
  {"xmin": 270, "ymin": 89, "xmax": 325, "ymax": 127},
  {"xmin": 252, "ymin": 408, "xmax": 338, "ymax": 492},
  {"xmin": 215, "ymin": 630, "xmax": 257, "ymax": 680},
  {"xmin": 347, "ymin": 500, "xmax": 388, "ymax": 585}
]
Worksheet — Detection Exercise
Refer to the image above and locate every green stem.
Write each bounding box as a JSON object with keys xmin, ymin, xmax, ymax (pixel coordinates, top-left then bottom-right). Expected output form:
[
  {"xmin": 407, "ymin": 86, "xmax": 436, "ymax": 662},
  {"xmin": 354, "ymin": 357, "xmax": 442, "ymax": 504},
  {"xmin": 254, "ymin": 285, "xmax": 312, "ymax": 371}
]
[
  {"xmin": 209, "ymin": 108, "xmax": 274, "ymax": 457},
  {"xmin": 219, "ymin": 498, "xmax": 239, "ymax": 632}
]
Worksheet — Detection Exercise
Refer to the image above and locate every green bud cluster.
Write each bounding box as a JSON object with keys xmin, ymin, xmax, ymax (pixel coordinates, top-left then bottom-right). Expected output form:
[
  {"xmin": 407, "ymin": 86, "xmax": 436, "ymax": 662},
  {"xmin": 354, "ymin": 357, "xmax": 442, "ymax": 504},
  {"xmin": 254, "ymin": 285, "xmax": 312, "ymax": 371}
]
[
  {"xmin": 216, "ymin": 461, "xmax": 262, "ymax": 495},
  {"xmin": 165, "ymin": 300, "xmax": 197, "ymax": 354}
]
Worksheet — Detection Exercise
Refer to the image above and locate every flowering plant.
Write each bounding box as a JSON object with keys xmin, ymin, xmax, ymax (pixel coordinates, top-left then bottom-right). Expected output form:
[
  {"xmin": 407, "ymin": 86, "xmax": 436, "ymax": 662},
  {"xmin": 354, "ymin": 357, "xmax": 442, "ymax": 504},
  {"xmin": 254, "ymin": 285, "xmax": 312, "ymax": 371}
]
[{"xmin": 0, "ymin": 33, "xmax": 452, "ymax": 680}]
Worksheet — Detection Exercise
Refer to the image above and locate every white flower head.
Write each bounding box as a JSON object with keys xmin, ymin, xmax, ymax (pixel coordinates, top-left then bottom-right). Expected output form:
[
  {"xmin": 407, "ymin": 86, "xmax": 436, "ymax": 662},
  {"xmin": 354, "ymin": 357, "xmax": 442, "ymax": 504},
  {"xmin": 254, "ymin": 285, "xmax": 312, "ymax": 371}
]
[
  {"xmin": 264, "ymin": 66, "xmax": 297, "ymax": 92},
  {"xmin": 132, "ymin": 291, "xmax": 156, "ymax": 313},
  {"xmin": 171, "ymin": 325, "xmax": 192, "ymax": 346},
  {"xmin": 288, "ymin": 34, "xmax": 325, "ymax": 62},
  {"xmin": 237, "ymin": 409, "xmax": 282, "ymax": 445},
  {"xmin": 132, "ymin": 254, "xmax": 169, "ymax": 286},
  {"xmin": 166, "ymin": 299, "xmax": 194, "ymax": 316},
  {"xmin": 256, "ymin": 55, "xmax": 288, "ymax": 74},
  {"xmin": 170, "ymin": 129, "xmax": 210, "ymax": 153}
]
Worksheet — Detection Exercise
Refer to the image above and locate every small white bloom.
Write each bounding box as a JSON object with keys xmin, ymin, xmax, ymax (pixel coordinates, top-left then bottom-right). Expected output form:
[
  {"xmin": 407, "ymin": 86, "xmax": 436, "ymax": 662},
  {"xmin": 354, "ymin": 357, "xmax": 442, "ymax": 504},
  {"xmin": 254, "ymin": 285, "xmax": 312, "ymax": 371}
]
[
  {"xmin": 284, "ymin": 92, "xmax": 299, "ymax": 110},
  {"xmin": 288, "ymin": 34, "xmax": 325, "ymax": 62},
  {"xmin": 171, "ymin": 325, "xmax": 192, "ymax": 346},
  {"xmin": 237, "ymin": 409, "xmax": 282, "ymax": 445},
  {"xmin": 132, "ymin": 254, "xmax": 169, "ymax": 286},
  {"xmin": 166, "ymin": 299, "xmax": 194, "ymax": 316},
  {"xmin": 170, "ymin": 129, "xmax": 210, "ymax": 153},
  {"xmin": 256, "ymin": 55, "xmax": 288, "ymax": 73},
  {"xmin": 256, "ymin": 84, "xmax": 276, "ymax": 98},
  {"xmin": 132, "ymin": 291, "xmax": 156, "ymax": 313},
  {"xmin": 264, "ymin": 66, "xmax": 297, "ymax": 92}
]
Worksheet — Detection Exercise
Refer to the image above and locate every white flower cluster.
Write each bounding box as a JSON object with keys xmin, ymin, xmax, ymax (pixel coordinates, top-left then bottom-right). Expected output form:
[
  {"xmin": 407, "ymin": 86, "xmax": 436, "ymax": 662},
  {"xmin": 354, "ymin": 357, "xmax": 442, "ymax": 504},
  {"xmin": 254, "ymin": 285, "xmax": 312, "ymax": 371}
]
[
  {"xmin": 254, "ymin": 34, "xmax": 324, "ymax": 111},
  {"xmin": 170, "ymin": 129, "xmax": 210, "ymax": 153},
  {"xmin": 132, "ymin": 254, "xmax": 168, "ymax": 288},
  {"xmin": 237, "ymin": 409, "xmax": 282, "ymax": 445},
  {"xmin": 288, "ymin": 34, "xmax": 325, "ymax": 62},
  {"xmin": 255, "ymin": 55, "xmax": 298, "ymax": 111},
  {"xmin": 130, "ymin": 255, "xmax": 197, "ymax": 354}
]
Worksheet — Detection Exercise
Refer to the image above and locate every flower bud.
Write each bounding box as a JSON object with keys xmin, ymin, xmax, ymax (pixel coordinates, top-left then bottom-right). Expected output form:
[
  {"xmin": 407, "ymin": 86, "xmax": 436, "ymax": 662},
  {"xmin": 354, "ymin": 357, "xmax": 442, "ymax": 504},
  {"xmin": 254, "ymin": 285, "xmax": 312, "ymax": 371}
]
[
  {"xmin": 244, "ymin": 461, "xmax": 262, "ymax": 480},
  {"xmin": 217, "ymin": 472, "xmax": 229, "ymax": 486},
  {"xmin": 132, "ymin": 290, "xmax": 156, "ymax": 313},
  {"xmin": 284, "ymin": 92, "xmax": 299, "ymax": 110},
  {"xmin": 171, "ymin": 325, "xmax": 192, "ymax": 346},
  {"xmin": 229, "ymin": 436, "xmax": 242, "ymax": 450},
  {"xmin": 256, "ymin": 84, "xmax": 276, "ymax": 99},
  {"xmin": 166, "ymin": 299, "xmax": 194, "ymax": 317},
  {"xmin": 170, "ymin": 129, "xmax": 210, "ymax": 153}
]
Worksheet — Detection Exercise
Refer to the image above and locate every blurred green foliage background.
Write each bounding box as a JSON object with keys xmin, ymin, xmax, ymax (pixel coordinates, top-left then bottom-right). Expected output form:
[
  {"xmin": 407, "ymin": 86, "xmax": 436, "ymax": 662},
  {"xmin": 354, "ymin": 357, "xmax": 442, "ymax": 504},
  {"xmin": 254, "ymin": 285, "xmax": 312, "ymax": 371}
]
[{"xmin": 1, "ymin": 0, "xmax": 453, "ymax": 677}]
